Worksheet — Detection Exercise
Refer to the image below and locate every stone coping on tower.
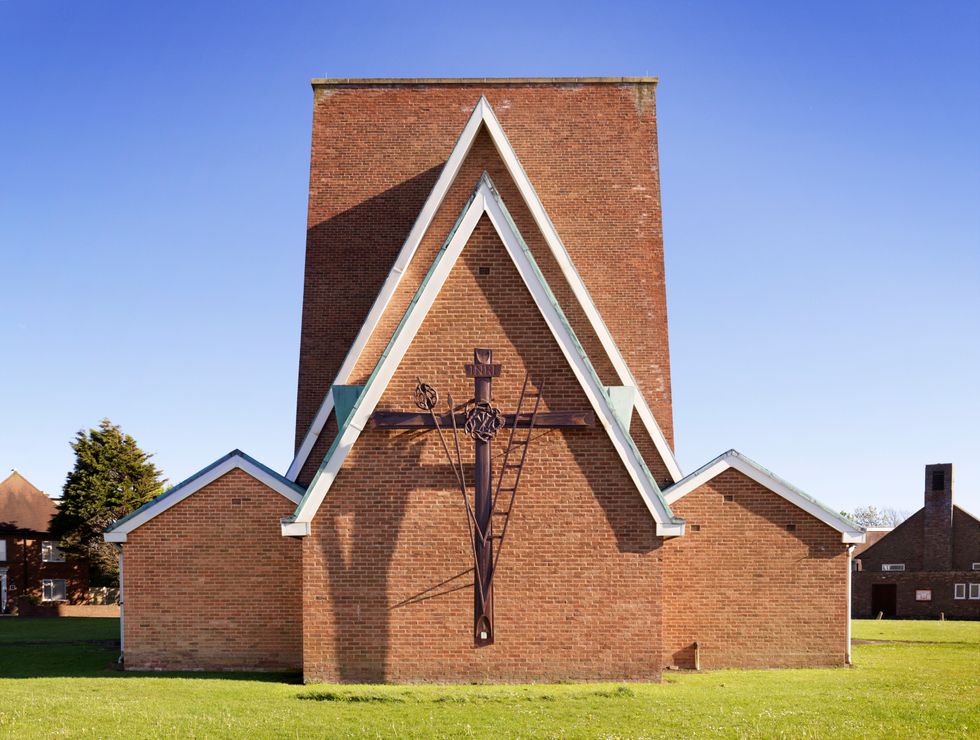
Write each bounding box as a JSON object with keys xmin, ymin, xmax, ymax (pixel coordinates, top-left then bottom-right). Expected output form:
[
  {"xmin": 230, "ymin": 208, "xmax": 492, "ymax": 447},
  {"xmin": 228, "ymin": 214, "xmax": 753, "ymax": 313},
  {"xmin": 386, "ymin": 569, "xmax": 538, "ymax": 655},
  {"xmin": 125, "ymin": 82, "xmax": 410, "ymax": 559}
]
[{"xmin": 310, "ymin": 76, "xmax": 659, "ymax": 88}]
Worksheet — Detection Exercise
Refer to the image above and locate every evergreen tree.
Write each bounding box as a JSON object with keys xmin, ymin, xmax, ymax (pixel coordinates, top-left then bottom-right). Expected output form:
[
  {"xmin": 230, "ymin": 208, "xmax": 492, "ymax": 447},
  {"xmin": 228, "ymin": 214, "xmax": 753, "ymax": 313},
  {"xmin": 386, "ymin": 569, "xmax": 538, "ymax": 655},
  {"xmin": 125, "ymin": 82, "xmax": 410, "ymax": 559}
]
[{"xmin": 50, "ymin": 418, "xmax": 166, "ymax": 585}]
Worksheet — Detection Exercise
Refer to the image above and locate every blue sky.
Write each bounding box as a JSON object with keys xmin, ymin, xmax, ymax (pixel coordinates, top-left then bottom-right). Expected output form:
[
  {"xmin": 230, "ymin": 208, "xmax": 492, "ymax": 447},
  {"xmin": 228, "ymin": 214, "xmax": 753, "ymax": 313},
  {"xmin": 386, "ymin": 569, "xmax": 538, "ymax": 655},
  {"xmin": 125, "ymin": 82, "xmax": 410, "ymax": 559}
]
[{"xmin": 1, "ymin": 1, "xmax": 978, "ymax": 516}]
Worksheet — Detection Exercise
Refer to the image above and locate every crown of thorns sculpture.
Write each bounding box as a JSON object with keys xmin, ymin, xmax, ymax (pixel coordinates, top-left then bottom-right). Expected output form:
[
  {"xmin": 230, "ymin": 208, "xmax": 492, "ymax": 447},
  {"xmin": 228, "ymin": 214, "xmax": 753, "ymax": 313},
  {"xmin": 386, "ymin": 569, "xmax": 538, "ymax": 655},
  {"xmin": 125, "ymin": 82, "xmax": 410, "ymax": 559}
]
[{"xmin": 463, "ymin": 400, "xmax": 504, "ymax": 442}]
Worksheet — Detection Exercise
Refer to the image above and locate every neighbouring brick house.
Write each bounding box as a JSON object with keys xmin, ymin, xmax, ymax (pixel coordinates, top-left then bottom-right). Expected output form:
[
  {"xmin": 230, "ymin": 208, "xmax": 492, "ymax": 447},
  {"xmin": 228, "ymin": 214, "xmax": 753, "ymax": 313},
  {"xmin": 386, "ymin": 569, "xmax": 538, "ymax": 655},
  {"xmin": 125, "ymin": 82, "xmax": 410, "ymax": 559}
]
[
  {"xmin": 0, "ymin": 470, "xmax": 89, "ymax": 613},
  {"xmin": 105, "ymin": 78, "xmax": 866, "ymax": 680},
  {"xmin": 852, "ymin": 464, "xmax": 980, "ymax": 620}
]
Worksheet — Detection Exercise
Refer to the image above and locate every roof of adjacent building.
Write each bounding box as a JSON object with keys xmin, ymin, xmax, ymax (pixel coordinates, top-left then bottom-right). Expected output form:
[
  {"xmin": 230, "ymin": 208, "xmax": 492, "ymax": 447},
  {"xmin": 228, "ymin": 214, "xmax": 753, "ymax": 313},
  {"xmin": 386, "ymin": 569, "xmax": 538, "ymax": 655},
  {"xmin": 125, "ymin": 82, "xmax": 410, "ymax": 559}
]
[
  {"xmin": 0, "ymin": 470, "xmax": 58, "ymax": 534},
  {"xmin": 852, "ymin": 527, "xmax": 894, "ymax": 557}
]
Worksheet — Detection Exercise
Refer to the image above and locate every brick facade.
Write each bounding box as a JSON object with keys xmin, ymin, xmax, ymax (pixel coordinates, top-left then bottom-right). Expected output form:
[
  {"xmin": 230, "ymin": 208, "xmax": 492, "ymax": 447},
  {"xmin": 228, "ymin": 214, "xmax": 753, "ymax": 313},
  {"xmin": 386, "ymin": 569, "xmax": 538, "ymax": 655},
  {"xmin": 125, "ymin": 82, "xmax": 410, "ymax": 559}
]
[
  {"xmin": 296, "ymin": 80, "xmax": 674, "ymax": 459},
  {"xmin": 852, "ymin": 464, "xmax": 980, "ymax": 620},
  {"xmin": 112, "ymin": 78, "xmax": 862, "ymax": 680},
  {"xmin": 121, "ymin": 469, "xmax": 302, "ymax": 671},
  {"xmin": 0, "ymin": 535, "xmax": 89, "ymax": 612},
  {"xmin": 662, "ymin": 469, "xmax": 850, "ymax": 669},
  {"xmin": 301, "ymin": 218, "xmax": 665, "ymax": 682}
]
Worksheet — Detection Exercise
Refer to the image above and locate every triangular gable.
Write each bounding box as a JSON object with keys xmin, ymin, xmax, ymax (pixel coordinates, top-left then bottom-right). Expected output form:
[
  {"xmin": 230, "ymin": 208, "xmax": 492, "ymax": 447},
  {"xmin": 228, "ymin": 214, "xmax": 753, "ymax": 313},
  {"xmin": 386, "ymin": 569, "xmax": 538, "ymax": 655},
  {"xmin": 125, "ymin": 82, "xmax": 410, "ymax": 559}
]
[
  {"xmin": 662, "ymin": 449, "xmax": 866, "ymax": 544},
  {"xmin": 286, "ymin": 97, "xmax": 682, "ymax": 484},
  {"xmin": 104, "ymin": 450, "xmax": 304, "ymax": 543},
  {"xmin": 281, "ymin": 174, "xmax": 685, "ymax": 538}
]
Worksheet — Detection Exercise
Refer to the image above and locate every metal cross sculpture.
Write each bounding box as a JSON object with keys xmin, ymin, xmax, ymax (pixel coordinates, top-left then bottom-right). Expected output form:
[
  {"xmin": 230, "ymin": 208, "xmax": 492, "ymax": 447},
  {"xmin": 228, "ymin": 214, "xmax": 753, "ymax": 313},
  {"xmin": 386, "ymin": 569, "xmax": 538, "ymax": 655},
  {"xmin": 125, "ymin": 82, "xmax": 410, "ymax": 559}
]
[{"xmin": 371, "ymin": 348, "xmax": 594, "ymax": 646}]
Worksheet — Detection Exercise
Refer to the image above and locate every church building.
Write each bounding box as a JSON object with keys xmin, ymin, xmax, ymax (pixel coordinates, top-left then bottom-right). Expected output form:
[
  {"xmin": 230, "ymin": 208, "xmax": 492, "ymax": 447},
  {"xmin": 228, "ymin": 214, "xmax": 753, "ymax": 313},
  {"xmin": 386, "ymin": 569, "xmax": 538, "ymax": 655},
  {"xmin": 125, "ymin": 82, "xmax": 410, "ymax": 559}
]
[{"xmin": 105, "ymin": 78, "xmax": 865, "ymax": 682}]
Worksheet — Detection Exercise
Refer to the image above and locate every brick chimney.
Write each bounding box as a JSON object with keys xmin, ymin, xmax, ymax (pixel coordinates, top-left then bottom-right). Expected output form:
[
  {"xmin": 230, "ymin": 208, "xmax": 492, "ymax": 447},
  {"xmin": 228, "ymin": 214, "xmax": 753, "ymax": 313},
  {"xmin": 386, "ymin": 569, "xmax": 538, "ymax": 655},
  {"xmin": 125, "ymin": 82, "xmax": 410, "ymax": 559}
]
[{"xmin": 922, "ymin": 463, "xmax": 953, "ymax": 571}]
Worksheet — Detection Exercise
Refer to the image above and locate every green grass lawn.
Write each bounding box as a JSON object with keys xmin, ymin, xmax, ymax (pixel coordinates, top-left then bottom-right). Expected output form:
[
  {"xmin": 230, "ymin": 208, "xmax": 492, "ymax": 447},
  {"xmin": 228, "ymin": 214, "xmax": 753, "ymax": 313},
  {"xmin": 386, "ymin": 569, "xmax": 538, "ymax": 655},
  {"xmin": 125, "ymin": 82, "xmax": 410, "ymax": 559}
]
[{"xmin": 0, "ymin": 618, "xmax": 977, "ymax": 738}]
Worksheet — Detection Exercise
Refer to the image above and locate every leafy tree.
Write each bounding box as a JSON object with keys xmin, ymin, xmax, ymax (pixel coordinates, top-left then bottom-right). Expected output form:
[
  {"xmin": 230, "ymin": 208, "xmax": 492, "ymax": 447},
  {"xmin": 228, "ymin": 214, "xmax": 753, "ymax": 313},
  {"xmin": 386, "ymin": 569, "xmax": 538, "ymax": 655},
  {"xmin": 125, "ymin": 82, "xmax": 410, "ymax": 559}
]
[
  {"xmin": 841, "ymin": 505, "xmax": 910, "ymax": 528},
  {"xmin": 50, "ymin": 418, "xmax": 166, "ymax": 585}
]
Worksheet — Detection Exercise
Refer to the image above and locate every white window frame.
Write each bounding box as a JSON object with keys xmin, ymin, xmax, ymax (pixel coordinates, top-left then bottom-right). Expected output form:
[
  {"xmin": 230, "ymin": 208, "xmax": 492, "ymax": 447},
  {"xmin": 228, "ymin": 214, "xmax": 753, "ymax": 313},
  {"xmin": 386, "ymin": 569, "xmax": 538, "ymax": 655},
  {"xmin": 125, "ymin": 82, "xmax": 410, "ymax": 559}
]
[
  {"xmin": 954, "ymin": 583, "xmax": 966, "ymax": 599},
  {"xmin": 970, "ymin": 583, "xmax": 980, "ymax": 600},
  {"xmin": 0, "ymin": 539, "xmax": 6, "ymax": 561},
  {"xmin": 41, "ymin": 578, "xmax": 67, "ymax": 602},
  {"xmin": 881, "ymin": 563, "xmax": 905, "ymax": 572},
  {"xmin": 41, "ymin": 541, "xmax": 65, "ymax": 563},
  {"xmin": 972, "ymin": 563, "xmax": 980, "ymax": 571}
]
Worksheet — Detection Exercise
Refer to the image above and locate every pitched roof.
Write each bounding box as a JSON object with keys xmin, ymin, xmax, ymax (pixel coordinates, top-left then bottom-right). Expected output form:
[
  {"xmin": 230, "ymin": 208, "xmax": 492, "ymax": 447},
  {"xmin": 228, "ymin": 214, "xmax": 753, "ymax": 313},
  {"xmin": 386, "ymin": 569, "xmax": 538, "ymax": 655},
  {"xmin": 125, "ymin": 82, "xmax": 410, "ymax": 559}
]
[
  {"xmin": 281, "ymin": 173, "xmax": 686, "ymax": 538},
  {"xmin": 104, "ymin": 450, "xmax": 304, "ymax": 543},
  {"xmin": 0, "ymin": 470, "xmax": 57, "ymax": 534},
  {"xmin": 662, "ymin": 450, "xmax": 866, "ymax": 543},
  {"xmin": 287, "ymin": 96, "xmax": 682, "ymax": 485}
]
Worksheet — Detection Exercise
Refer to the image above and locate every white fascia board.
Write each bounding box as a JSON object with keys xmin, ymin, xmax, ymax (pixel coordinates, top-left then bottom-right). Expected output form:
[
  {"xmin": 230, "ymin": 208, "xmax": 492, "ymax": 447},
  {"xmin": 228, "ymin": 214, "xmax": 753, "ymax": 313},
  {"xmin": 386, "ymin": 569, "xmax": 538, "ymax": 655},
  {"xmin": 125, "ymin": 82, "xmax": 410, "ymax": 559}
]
[
  {"xmin": 479, "ymin": 103, "xmax": 682, "ymax": 483},
  {"xmin": 288, "ymin": 196, "xmax": 488, "ymax": 526},
  {"xmin": 664, "ymin": 452, "xmax": 866, "ymax": 543},
  {"xmin": 288, "ymin": 181, "xmax": 679, "ymax": 534},
  {"xmin": 286, "ymin": 101, "xmax": 489, "ymax": 482},
  {"xmin": 280, "ymin": 519, "xmax": 311, "ymax": 537},
  {"xmin": 482, "ymin": 192, "xmax": 678, "ymax": 532},
  {"xmin": 104, "ymin": 454, "xmax": 304, "ymax": 543},
  {"xmin": 287, "ymin": 96, "xmax": 682, "ymax": 484}
]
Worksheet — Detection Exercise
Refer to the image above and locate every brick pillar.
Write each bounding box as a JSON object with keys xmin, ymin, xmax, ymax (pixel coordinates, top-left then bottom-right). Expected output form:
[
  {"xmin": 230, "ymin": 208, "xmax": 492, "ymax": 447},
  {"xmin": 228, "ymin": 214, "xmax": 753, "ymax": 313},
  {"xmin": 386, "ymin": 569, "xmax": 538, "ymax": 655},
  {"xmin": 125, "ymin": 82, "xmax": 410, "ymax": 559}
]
[{"xmin": 922, "ymin": 463, "xmax": 953, "ymax": 571}]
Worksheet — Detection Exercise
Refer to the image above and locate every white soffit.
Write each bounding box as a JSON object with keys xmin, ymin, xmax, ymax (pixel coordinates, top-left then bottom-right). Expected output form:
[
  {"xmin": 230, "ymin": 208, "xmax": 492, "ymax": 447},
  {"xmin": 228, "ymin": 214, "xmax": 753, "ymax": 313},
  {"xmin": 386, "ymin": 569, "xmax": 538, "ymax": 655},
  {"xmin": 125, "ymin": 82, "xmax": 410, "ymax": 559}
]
[
  {"xmin": 103, "ymin": 451, "xmax": 304, "ymax": 543},
  {"xmin": 283, "ymin": 176, "xmax": 684, "ymax": 538},
  {"xmin": 663, "ymin": 450, "xmax": 866, "ymax": 544},
  {"xmin": 287, "ymin": 96, "xmax": 682, "ymax": 484}
]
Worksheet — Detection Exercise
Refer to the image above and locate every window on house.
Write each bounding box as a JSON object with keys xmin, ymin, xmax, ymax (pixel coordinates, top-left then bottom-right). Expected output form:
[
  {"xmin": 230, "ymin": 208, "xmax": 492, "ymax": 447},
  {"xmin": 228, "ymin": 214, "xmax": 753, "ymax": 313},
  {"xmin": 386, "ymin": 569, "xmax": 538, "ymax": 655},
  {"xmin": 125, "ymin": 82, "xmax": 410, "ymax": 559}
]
[
  {"xmin": 0, "ymin": 539, "xmax": 6, "ymax": 561},
  {"xmin": 882, "ymin": 564, "xmax": 905, "ymax": 572},
  {"xmin": 970, "ymin": 584, "xmax": 980, "ymax": 600},
  {"xmin": 954, "ymin": 584, "xmax": 966, "ymax": 599},
  {"xmin": 972, "ymin": 563, "xmax": 980, "ymax": 571},
  {"xmin": 42, "ymin": 579, "xmax": 67, "ymax": 602},
  {"xmin": 931, "ymin": 469, "xmax": 945, "ymax": 491},
  {"xmin": 41, "ymin": 541, "xmax": 65, "ymax": 563}
]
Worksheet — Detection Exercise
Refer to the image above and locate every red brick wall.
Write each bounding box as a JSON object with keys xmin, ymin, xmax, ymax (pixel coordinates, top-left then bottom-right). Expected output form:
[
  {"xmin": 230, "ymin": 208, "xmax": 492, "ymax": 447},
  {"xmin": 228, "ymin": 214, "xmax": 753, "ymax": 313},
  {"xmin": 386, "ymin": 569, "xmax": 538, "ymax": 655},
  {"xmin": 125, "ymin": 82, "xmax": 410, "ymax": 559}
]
[
  {"xmin": 852, "ymin": 504, "xmax": 980, "ymax": 619},
  {"xmin": 297, "ymin": 81, "xmax": 673, "ymax": 456},
  {"xmin": 856, "ymin": 510, "xmax": 924, "ymax": 571},
  {"xmin": 0, "ymin": 534, "xmax": 88, "ymax": 610},
  {"xmin": 661, "ymin": 469, "xmax": 850, "ymax": 669},
  {"xmin": 121, "ymin": 469, "xmax": 302, "ymax": 671},
  {"xmin": 852, "ymin": 571, "xmax": 980, "ymax": 620},
  {"xmin": 301, "ymin": 219, "xmax": 665, "ymax": 683}
]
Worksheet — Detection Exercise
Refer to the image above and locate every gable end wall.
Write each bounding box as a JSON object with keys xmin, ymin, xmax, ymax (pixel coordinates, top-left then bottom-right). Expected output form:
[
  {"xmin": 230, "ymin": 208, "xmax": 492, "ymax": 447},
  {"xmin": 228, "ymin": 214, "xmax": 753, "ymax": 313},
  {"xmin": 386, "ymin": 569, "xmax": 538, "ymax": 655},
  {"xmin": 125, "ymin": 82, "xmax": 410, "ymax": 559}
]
[
  {"xmin": 662, "ymin": 468, "xmax": 850, "ymax": 669},
  {"xmin": 122, "ymin": 468, "xmax": 302, "ymax": 671}
]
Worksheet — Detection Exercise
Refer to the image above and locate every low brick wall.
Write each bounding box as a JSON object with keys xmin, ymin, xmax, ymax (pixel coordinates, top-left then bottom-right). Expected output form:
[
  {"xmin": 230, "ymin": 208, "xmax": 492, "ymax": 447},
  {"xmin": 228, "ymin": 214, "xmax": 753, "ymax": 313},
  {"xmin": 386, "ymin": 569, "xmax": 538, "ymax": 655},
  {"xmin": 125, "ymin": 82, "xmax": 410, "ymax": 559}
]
[
  {"xmin": 58, "ymin": 604, "xmax": 120, "ymax": 617},
  {"xmin": 15, "ymin": 599, "xmax": 119, "ymax": 618}
]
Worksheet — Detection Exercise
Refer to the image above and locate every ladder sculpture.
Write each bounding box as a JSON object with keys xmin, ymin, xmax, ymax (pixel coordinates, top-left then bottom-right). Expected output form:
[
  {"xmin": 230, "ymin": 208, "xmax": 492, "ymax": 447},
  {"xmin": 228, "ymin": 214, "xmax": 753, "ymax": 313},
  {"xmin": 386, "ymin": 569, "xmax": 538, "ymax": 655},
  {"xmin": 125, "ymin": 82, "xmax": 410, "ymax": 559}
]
[{"xmin": 370, "ymin": 347, "xmax": 593, "ymax": 646}]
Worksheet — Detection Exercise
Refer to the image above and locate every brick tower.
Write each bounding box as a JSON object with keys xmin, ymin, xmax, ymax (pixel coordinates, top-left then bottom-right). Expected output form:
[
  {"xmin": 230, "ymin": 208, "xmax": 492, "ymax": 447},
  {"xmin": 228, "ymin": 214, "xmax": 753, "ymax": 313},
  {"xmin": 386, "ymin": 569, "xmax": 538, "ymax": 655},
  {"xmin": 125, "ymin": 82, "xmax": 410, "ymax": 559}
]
[{"xmin": 291, "ymin": 79, "xmax": 676, "ymax": 487}]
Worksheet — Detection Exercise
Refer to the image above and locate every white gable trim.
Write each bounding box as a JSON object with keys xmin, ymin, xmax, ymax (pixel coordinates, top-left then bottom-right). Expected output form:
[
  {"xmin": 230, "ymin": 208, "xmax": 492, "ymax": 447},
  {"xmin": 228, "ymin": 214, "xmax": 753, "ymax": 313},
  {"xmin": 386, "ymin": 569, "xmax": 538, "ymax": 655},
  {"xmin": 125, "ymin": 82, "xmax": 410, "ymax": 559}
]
[
  {"xmin": 284, "ymin": 177, "xmax": 683, "ymax": 537},
  {"xmin": 663, "ymin": 450, "xmax": 866, "ymax": 543},
  {"xmin": 103, "ymin": 452, "xmax": 303, "ymax": 543},
  {"xmin": 287, "ymin": 97, "xmax": 682, "ymax": 484}
]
